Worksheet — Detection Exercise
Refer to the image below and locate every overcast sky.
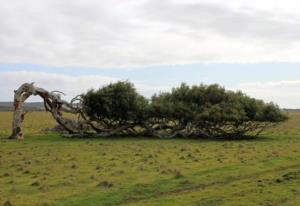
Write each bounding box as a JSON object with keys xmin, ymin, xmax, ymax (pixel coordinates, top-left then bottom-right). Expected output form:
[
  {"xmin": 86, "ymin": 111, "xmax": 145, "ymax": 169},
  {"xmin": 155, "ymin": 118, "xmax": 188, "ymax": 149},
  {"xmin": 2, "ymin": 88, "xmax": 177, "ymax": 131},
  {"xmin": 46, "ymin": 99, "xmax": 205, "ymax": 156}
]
[{"xmin": 1, "ymin": 0, "xmax": 300, "ymax": 108}]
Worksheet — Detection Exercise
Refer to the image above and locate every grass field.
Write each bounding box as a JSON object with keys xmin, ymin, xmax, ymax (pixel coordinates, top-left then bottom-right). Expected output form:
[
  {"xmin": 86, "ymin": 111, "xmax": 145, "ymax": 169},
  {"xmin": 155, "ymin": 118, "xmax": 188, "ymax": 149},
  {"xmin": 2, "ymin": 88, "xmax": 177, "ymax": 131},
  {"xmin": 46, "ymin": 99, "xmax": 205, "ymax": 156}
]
[{"xmin": 1, "ymin": 111, "xmax": 300, "ymax": 206}]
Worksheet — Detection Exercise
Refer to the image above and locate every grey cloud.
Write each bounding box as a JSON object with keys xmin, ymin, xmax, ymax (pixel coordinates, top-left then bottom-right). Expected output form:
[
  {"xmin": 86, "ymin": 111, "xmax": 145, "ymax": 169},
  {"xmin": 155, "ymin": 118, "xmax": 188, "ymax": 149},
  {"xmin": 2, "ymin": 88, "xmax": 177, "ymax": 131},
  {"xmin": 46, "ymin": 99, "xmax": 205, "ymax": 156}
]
[
  {"xmin": 0, "ymin": 0, "xmax": 142, "ymax": 66},
  {"xmin": 0, "ymin": 71, "xmax": 171, "ymax": 101},
  {"xmin": 1, "ymin": 0, "xmax": 300, "ymax": 67},
  {"xmin": 140, "ymin": 0, "xmax": 300, "ymax": 43}
]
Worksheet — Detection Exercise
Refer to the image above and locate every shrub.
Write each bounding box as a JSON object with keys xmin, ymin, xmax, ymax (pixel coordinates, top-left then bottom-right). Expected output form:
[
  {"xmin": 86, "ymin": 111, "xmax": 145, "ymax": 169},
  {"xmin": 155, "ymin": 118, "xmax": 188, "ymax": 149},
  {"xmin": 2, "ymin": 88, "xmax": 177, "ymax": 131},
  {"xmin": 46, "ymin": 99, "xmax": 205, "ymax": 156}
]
[
  {"xmin": 148, "ymin": 83, "xmax": 287, "ymax": 138},
  {"xmin": 82, "ymin": 81, "xmax": 287, "ymax": 138},
  {"xmin": 82, "ymin": 81, "xmax": 148, "ymax": 124}
]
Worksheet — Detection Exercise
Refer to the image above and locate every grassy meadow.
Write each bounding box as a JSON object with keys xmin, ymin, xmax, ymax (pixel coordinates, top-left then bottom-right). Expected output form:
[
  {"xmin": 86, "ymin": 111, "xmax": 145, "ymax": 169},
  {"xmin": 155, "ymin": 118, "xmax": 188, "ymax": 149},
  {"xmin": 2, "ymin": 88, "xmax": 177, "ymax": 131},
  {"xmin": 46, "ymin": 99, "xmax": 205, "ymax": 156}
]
[{"xmin": 1, "ymin": 111, "xmax": 300, "ymax": 206}]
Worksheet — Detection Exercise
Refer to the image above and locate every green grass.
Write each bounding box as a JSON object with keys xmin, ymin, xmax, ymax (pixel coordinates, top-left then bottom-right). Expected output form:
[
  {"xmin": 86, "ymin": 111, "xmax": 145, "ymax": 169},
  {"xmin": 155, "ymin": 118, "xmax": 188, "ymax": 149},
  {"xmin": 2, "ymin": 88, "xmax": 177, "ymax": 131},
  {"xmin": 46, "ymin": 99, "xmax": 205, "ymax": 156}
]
[{"xmin": 1, "ymin": 111, "xmax": 300, "ymax": 205}]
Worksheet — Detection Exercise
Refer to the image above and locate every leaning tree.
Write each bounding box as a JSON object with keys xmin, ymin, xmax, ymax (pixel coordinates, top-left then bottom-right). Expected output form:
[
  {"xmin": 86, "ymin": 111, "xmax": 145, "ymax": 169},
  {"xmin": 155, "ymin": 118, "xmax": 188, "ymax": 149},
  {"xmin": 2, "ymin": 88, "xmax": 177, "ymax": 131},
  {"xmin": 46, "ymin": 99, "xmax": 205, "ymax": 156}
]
[
  {"xmin": 147, "ymin": 83, "xmax": 288, "ymax": 138},
  {"xmin": 10, "ymin": 82, "xmax": 88, "ymax": 139},
  {"xmin": 10, "ymin": 82, "xmax": 146, "ymax": 139},
  {"xmin": 10, "ymin": 82, "xmax": 287, "ymax": 140}
]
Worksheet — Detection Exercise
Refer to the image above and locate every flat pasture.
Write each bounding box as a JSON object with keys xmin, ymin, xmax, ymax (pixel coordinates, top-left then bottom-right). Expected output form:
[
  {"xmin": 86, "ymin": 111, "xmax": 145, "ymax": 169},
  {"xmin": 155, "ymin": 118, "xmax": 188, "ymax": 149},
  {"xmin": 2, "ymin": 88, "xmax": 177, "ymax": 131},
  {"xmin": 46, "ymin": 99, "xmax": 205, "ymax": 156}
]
[{"xmin": 1, "ymin": 112, "xmax": 300, "ymax": 206}]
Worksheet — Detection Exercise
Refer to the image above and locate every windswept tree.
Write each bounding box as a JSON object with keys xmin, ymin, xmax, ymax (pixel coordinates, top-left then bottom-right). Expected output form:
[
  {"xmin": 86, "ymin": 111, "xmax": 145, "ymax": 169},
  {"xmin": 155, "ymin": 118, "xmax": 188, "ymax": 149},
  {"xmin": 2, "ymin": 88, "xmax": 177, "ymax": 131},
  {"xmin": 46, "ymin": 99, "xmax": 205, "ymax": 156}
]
[
  {"xmin": 147, "ymin": 83, "xmax": 287, "ymax": 138},
  {"xmin": 82, "ymin": 81, "xmax": 148, "ymax": 136},
  {"xmin": 10, "ymin": 81, "xmax": 287, "ymax": 139}
]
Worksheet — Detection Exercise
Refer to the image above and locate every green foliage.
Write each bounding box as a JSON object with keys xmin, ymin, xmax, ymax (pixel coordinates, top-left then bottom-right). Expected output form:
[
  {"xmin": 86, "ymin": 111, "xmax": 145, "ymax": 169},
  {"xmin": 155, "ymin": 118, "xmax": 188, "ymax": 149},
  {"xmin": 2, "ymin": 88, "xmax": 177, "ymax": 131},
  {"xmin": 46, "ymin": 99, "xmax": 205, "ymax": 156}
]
[
  {"xmin": 82, "ymin": 81, "xmax": 148, "ymax": 123},
  {"xmin": 82, "ymin": 81, "xmax": 287, "ymax": 138},
  {"xmin": 149, "ymin": 83, "xmax": 287, "ymax": 137}
]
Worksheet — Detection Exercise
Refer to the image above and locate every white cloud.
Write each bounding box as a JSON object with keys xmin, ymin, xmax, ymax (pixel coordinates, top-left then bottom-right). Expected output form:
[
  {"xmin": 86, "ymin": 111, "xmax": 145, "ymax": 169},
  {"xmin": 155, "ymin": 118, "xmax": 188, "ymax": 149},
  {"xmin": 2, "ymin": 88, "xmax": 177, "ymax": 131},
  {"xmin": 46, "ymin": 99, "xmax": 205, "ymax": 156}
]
[
  {"xmin": 0, "ymin": 71, "xmax": 171, "ymax": 101},
  {"xmin": 236, "ymin": 80, "xmax": 300, "ymax": 108},
  {"xmin": 0, "ymin": 71, "xmax": 119, "ymax": 101},
  {"xmin": 1, "ymin": 0, "xmax": 300, "ymax": 67}
]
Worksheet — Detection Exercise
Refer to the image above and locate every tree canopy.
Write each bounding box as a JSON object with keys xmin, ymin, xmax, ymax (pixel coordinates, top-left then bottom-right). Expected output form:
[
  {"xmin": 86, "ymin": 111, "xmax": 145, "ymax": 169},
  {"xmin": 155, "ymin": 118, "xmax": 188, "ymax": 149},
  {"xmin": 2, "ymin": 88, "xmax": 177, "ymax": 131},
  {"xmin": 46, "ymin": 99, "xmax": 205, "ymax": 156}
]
[
  {"xmin": 82, "ymin": 81, "xmax": 148, "ymax": 123},
  {"xmin": 81, "ymin": 81, "xmax": 287, "ymax": 138}
]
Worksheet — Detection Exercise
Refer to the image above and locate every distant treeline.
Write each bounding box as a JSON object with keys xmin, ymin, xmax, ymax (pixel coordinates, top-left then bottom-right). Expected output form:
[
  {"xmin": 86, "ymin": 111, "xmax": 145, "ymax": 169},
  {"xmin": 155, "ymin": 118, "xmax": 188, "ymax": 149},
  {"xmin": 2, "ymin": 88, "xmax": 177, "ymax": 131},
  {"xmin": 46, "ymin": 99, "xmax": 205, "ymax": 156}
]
[
  {"xmin": 0, "ymin": 102, "xmax": 44, "ymax": 111},
  {"xmin": 283, "ymin": 109, "xmax": 300, "ymax": 112}
]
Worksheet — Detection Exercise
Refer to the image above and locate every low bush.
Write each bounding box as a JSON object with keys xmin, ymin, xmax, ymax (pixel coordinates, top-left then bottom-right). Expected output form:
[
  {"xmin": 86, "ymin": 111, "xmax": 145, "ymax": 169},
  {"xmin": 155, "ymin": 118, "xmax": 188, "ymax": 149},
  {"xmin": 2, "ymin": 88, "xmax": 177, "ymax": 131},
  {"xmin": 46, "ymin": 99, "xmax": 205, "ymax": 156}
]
[{"xmin": 81, "ymin": 81, "xmax": 287, "ymax": 138}]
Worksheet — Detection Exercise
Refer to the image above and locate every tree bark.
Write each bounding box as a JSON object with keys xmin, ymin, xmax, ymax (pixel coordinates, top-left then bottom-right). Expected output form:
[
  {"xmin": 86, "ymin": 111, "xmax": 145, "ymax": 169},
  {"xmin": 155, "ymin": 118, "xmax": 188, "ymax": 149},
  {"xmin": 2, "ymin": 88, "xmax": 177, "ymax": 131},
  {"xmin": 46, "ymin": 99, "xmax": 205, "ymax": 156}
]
[
  {"xmin": 10, "ymin": 83, "xmax": 34, "ymax": 139},
  {"xmin": 9, "ymin": 83, "xmax": 89, "ymax": 139}
]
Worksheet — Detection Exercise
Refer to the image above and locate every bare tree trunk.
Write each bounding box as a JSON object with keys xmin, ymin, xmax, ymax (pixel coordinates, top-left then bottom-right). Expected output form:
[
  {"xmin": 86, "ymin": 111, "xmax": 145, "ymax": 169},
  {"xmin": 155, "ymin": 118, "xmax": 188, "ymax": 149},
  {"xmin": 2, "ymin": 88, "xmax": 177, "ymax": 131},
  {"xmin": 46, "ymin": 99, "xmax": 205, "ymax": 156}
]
[
  {"xmin": 10, "ymin": 83, "xmax": 34, "ymax": 139},
  {"xmin": 9, "ymin": 83, "xmax": 89, "ymax": 139}
]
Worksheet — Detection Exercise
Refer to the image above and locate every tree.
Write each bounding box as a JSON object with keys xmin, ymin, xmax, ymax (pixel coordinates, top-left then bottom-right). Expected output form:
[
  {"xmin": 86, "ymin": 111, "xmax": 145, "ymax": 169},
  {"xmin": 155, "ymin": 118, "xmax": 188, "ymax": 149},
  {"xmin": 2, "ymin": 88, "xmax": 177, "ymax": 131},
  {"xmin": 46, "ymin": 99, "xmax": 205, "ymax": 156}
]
[
  {"xmin": 147, "ymin": 83, "xmax": 287, "ymax": 138},
  {"xmin": 10, "ymin": 83, "xmax": 90, "ymax": 140},
  {"xmin": 82, "ymin": 81, "xmax": 148, "ymax": 136},
  {"xmin": 10, "ymin": 81, "xmax": 287, "ymax": 139}
]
